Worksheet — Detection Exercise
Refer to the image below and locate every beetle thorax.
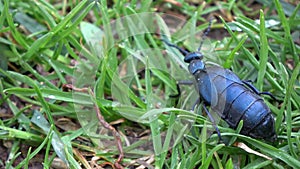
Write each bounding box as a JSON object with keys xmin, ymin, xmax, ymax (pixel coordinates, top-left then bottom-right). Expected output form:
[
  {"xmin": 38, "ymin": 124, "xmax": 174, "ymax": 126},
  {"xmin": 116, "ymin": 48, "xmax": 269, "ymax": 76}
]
[{"xmin": 188, "ymin": 60, "xmax": 205, "ymax": 74}]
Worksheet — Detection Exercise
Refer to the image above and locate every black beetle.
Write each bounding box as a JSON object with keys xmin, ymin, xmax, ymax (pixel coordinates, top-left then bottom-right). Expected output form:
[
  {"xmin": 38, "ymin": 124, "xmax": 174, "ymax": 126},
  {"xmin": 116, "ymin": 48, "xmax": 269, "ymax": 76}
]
[{"xmin": 163, "ymin": 21, "xmax": 277, "ymax": 142}]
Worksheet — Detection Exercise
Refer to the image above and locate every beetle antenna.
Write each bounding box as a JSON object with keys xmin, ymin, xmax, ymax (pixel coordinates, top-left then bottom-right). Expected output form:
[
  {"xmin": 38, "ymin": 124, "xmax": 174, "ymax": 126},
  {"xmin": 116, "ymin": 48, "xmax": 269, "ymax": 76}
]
[
  {"xmin": 197, "ymin": 18, "xmax": 213, "ymax": 52},
  {"xmin": 162, "ymin": 38, "xmax": 189, "ymax": 55}
]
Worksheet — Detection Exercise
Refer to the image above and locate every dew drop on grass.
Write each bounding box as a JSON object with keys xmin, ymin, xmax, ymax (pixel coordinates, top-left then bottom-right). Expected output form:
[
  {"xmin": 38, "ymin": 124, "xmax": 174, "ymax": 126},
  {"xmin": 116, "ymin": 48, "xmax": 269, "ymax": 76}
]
[{"xmin": 48, "ymin": 95, "xmax": 56, "ymax": 99}]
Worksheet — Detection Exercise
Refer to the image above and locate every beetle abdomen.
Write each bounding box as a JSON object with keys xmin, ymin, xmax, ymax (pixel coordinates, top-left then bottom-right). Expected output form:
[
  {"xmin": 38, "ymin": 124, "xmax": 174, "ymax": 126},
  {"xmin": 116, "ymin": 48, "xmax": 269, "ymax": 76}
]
[{"xmin": 194, "ymin": 66, "xmax": 276, "ymax": 140}]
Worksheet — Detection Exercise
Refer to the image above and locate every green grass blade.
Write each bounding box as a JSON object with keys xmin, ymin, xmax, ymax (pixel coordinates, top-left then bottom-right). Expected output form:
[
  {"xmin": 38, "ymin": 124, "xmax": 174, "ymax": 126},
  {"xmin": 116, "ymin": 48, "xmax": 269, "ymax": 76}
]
[
  {"xmin": 285, "ymin": 62, "xmax": 300, "ymax": 158},
  {"xmin": 223, "ymin": 35, "xmax": 248, "ymax": 69},
  {"xmin": 274, "ymin": 0, "xmax": 298, "ymax": 63},
  {"xmin": 257, "ymin": 10, "xmax": 268, "ymax": 91},
  {"xmin": 31, "ymin": 110, "xmax": 68, "ymax": 166}
]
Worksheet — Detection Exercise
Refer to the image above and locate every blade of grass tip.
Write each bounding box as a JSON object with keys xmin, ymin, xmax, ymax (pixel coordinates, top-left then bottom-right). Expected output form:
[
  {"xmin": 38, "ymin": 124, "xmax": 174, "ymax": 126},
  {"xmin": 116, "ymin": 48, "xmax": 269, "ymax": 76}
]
[
  {"xmin": 172, "ymin": 121, "xmax": 190, "ymax": 147},
  {"xmin": 51, "ymin": 41, "xmax": 64, "ymax": 60},
  {"xmin": 80, "ymin": 21, "xmax": 104, "ymax": 56},
  {"xmin": 56, "ymin": 2, "xmax": 95, "ymax": 41},
  {"xmin": 14, "ymin": 58, "xmax": 57, "ymax": 89},
  {"xmin": 107, "ymin": 65, "xmax": 146, "ymax": 109},
  {"xmin": 65, "ymin": 147, "xmax": 81, "ymax": 168},
  {"xmin": 139, "ymin": 108, "xmax": 187, "ymax": 120},
  {"xmin": 285, "ymin": 62, "xmax": 300, "ymax": 159},
  {"xmin": 124, "ymin": 14, "xmax": 166, "ymax": 78},
  {"xmin": 44, "ymin": 130, "xmax": 53, "ymax": 167},
  {"xmin": 6, "ymin": 152, "xmax": 21, "ymax": 169},
  {"xmin": 152, "ymin": 69, "xmax": 178, "ymax": 92},
  {"xmin": 95, "ymin": 54, "xmax": 107, "ymax": 99},
  {"xmin": 4, "ymin": 87, "xmax": 94, "ymax": 105},
  {"xmin": 37, "ymin": 0, "xmax": 62, "ymax": 20},
  {"xmin": 201, "ymin": 144, "xmax": 224, "ymax": 169},
  {"xmin": 234, "ymin": 133, "xmax": 300, "ymax": 168},
  {"xmin": 274, "ymin": 0, "xmax": 298, "ymax": 63},
  {"xmin": 7, "ymin": 140, "xmax": 20, "ymax": 166},
  {"xmin": 243, "ymin": 158, "xmax": 272, "ymax": 169},
  {"xmin": 174, "ymin": 12, "xmax": 200, "ymax": 49},
  {"xmin": 24, "ymin": 147, "xmax": 32, "ymax": 169},
  {"xmin": 6, "ymin": 105, "xmax": 32, "ymax": 127},
  {"xmin": 51, "ymin": 0, "xmax": 89, "ymax": 34},
  {"xmin": 14, "ymin": 126, "xmax": 55, "ymax": 169},
  {"xmin": 22, "ymin": 32, "xmax": 54, "ymax": 61},
  {"xmin": 33, "ymin": 1, "xmax": 57, "ymax": 28},
  {"xmin": 188, "ymin": 11, "xmax": 198, "ymax": 50},
  {"xmin": 223, "ymin": 35, "xmax": 248, "ymax": 69},
  {"xmin": 237, "ymin": 16, "xmax": 285, "ymax": 45},
  {"xmin": 32, "ymin": 84, "xmax": 55, "ymax": 126},
  {"xmin": 100, "ymin": 0, "xmax": 114, "ymax": 49},
  {"xmin": 160, "ymin": 112, "xmax": 176, "ymax": 166},
  {"xmin": 43, "ymin": 57, "xmax": 67, "ymax": 84},
  {"xmin": 145, "ymin": 26, "xmax": 168, "ymax": 69},
  {"xmin": 221, "ymin": 152, "xmax": 229, "ymax": 168},
  {"xmin": 0, "ymin": 125, "xmax": 43, "ymax": 141},
  {"xmin": 63, "ymin": 128, "xmax": 85, "ymax": 142},
  {"xmin": 6, "ymin": 99, "xmax": 31, "ymax": 130},
  {"xmin": 228, "ymin": 0, "xmax": 235, "ymax": 11},
  {"xmin": 72, "ymin": 148, "xmax": 91, "ymax": 169},
  {"xmin": 275, "ymin": 62, "xmax": 289, "ymax": 132},
  {"xmin": 145, "ymin": 56, "xmax": 162, "ymax": 167},
  {"xmin": 0, "ymin": 68, "xmax": 16, "ymax": 86},
  {"xmin": 94, "ymin": 29, "xmax": 115, "ymax": 99},
  {"xmin": 220, "ymin": 16, "xmax": 283, "ymax": 92},
  {"xmin": 235, "ymin": 20, "xmax": 261, "ymax": 61},
  {"xmin": 213, "ymin": 152, "xmax": 223, "ymax": 169},
  {"xmin": 228, "ymin": 120, "xmax": 243, "ymax": 146},
  {"xmin": 61, "ymin": 137, "xmax": 74, "ymax": 162},
  {"xmin": 46, "ymin": 153, "xmax": 57, "ymax": 169},
  {"xmin": 187, "ymin": 145, "xmax": 201, "ymax": 169},
  {"xmin": 46, "ymin": 58, "xmax": 73, "ymax": 76},
  {"xmin": 121, "ymin": 46, "xmax": 144, "ymax": 96},
  {"xmin": 145, "ymin": 57, "xmax": 153, "ymax": 110},
  {"xmin": 257, "ymin": 10, "xmax": 268, "ymax": 91},
  {"xmin": 122, "ymin": 141, "xmax": 151, "ymax": 155},
  {"xmin": 225, "ymin": 158, "xmax": 233, "ymax": 169},
  {"xmin": 3, "ymin": 0, "xmax": 29, "ymax": 49},
  {"xmin": 290, "ymin": 3, "xmax": 300, "ymax": 21},
  {"xmin": 64, "ymin": 37, "xmax": 81, "ymax": 60},
  {"xmin": 0, "ymin": 1, "xmax": 5, "ymax": 29},
  {"xmin": 170, "ymin": 146, "xmax": 179, "ymax": 168},
  {"xmin": 31, "ymin": 110, "xmax": 68, "ymax": 165},
  {"xmin": 201, "ymin": 123, "xmax": 207, "ymax": 167}
]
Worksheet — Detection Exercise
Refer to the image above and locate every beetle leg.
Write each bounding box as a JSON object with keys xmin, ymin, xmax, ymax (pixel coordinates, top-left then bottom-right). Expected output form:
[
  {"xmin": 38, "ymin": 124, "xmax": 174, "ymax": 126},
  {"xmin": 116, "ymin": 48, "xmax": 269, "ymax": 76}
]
[
  {"xmin": 257, "ymin": 92, "xmax": 278, "ymax": 101},
  {"xmin": 178, "ymin": 80, "xmax": 194, "ymax": 85},
  {"xmin": 191, "ymin": 97, "xmax": 200, "ymax": 111},
  {"xmin": 202, "ymin": 104, "xmax": 223, "ymax": 143},
  {"xmin": 169, "ymin": 80, "xmax": 194, "ymax": 98},
  {"xmin": 242, "ymin": 80, "xmax": 278, "ymax": 101},
  {"xmin": 242, "ymin": 80, "xmax": 260, "ymax": 93},
  {"xmin": 169, "ymin": 83, "xmax": 181, "ymax": 98},
  {"xmin": 169, "ymin": 80, "xmax": 196, "ymax": 108}
]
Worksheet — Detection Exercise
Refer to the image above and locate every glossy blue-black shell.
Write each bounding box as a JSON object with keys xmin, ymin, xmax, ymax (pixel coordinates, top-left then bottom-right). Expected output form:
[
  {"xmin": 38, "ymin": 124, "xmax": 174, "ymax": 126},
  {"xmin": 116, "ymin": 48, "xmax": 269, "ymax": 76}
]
[{"xmin": 193, "ymin": 66, "xmax": 276, "ymax": 140}]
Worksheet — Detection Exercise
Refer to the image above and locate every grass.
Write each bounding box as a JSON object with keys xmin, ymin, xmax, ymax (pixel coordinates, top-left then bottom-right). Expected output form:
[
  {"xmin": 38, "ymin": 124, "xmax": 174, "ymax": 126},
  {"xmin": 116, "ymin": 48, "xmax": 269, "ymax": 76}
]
[{"xmin": 0, "ymin": 0, "xmax": 300, "ymax": 168}]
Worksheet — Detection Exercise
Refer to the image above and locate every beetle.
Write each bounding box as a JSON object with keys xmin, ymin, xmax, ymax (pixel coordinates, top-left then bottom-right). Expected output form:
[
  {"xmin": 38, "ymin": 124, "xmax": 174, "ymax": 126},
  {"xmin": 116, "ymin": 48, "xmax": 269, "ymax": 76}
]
[{"xmin": 163, "ymin": 21, "xmax": 277, "ymax": 142}]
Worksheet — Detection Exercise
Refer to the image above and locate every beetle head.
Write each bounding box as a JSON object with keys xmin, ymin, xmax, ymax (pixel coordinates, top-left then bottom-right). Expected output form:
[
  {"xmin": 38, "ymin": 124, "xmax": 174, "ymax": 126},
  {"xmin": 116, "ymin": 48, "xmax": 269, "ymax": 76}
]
[{"xmin": 184, "ymin": 52, "xmax": 203, "ymax": 63}]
